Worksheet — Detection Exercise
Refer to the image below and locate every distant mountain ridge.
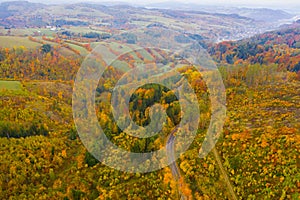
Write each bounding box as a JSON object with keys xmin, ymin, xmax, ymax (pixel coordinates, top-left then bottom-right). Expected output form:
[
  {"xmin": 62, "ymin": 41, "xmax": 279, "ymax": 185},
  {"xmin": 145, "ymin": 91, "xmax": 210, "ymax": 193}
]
[
  {"xmin": 224, "ymin": 7, "xmax": 293, "ymax": 22},
  {"xmin": 146, "ymin": 1, "xmax": 294, "ymax": 23},
  {"xmin": 0, "ymin": 0, "xmax": 296, "ymax": 42},
  {"xmin": 0, "ymin": 1, "xmax": 295, "ymax": 23},
  {"xmin": 0, "ymin": 1, "xmax": 45, "ymax": 18}
]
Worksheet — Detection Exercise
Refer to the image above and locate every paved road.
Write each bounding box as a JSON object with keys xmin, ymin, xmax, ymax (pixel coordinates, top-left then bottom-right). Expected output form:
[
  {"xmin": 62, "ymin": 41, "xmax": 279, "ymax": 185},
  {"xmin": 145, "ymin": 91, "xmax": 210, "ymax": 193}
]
[
  {"xmin": 166, "ymin": 126, "xmax": 238, "ymax": 200},
  {"xmin": 166, "ymin": 125, "xmax": 187, "ymax": 199},
  {"xmin": 166, "ymin": 128, "xmax": 180, "ymax": 179}
]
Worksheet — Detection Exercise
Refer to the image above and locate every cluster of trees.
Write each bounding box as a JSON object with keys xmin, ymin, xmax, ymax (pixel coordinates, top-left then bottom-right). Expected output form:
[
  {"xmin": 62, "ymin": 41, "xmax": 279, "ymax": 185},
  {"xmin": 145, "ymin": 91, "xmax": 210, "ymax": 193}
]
[
  {"xmin": 41, "ymin": 37, "xmax": 82, "ymax": 55},
  {"xmin": 218, "ymin": 77, "xmax": 300, "ymax": 199},
  {"xmin": 60, "ymin": 31, "xmax": 112, "ymax": 43},
  {"xmin": 248, "ymin": 27, "xmax": 300, "ymax": 48},
  {"xmin": 0, "ymin": 131, "xmax": 177, "ymax": 199},
  {"xmin": 0, "ymin": 46, "xmax": 81, "ymax": 80},
  {"xmin": 0, "ymin": 121, "xmax": 48, "ymax": 138},
  {"xmin": 82, "ymin": 32, "xmax": 111, "ymax": 40},
  {"xmin": 218, "ymin": 64, "xmax": 280, "ymax": 88},
  {"xmin": 208, "ymin": 27, "xmax": 300, "ymax": 77},
  {"xmin": 28, "ymin": 36, "xmax": 46, "ymax": 45},
  {"xmin": 114, "ymin": 33, "xmax": 137, "ymax": 44},
  {"xmin": 65, "ymin": 40, "xmax": 92, "ymax": 52},
  {"xmin": 54, "ymin": 19, "xmax": 88, "ymax": 26},
  {"xmin": 1, "ymin": 65, "xmax": 298, "ymax": 199},
  {"xmin": 0, "ymin": 26, "xmax": 299, "ymax": 198}
]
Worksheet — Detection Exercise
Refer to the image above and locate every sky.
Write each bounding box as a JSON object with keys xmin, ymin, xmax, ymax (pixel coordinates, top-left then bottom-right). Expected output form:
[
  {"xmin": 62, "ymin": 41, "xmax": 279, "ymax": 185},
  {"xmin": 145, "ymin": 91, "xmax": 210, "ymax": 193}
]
[
  {"xmin": 130, "ymin": 0, "xmax": 299, "ymax": 7},
  {"xmin": 1, "ymin": 0, "xmax": 300, "ymax": 10}
]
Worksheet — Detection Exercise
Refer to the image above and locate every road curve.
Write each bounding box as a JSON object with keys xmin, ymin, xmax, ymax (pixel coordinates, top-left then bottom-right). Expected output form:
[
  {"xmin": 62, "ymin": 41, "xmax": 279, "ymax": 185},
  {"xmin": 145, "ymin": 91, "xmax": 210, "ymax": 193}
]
[
  {"xmin": 166, "ymin": 125, "xmax": 180, "ymax": 179},
  {"xmin": 166, "ymin": 125, "xmax": 187, "ymax": 199},
  {"xmin": 166, "ymin": 126, "xmax": 238, "ymax": 200}
]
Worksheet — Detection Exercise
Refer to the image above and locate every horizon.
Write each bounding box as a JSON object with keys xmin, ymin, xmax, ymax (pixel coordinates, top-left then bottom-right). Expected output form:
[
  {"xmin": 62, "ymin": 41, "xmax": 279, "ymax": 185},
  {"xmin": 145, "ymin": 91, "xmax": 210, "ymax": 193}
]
[{"xmin": 1, "ymin": 0, "xmax": 300, "ymax": 11}]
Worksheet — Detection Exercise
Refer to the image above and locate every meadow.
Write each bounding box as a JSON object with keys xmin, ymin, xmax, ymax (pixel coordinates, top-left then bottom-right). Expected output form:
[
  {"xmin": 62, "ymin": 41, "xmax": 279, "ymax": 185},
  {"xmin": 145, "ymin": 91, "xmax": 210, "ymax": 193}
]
[{"xmin": 0, "ymin": 80, "xmax": 22, "ymax": 90}]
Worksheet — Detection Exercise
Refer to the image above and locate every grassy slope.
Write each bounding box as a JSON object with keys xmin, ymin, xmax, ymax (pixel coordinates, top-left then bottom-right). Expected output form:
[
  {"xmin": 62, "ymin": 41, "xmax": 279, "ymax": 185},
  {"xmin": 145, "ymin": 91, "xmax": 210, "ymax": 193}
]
[
  {"xmin": 0, "ymin": 36, "xmax": 41, "ymax": 49},
  {"xmin": 0, "ymin": 81, "xmax": 22, "ymax": 90}
]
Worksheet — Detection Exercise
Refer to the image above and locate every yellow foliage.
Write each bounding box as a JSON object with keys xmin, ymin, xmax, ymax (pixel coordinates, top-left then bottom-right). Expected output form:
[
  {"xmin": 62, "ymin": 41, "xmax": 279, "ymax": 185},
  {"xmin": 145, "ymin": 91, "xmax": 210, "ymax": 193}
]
[
  {"xmin": 9, "ymin": 166, "xmax": 16, "ymax": 174},
  {"xmin": 62, "ymin": 149, "xmax": 67, "ymax": 158},
  {"xmin": 261, "ymin": 139, "xmax": 269, "ymax": 148},
  {"xmin": 53, "ymin": 179, "xmax": 62, "ymax": 189},
  {"xmin": 76, "ymin": 154, "xmax": 85, "ymax": 169},
  {"xmin": 58, "ymin": 91, "xmax": 63, "ymax": 99},
  {"xmin": 25, "ymin": 158, "xmax": 31, "ymax": 164},
  {"xmin": 180, "ymin": 177, "xmax": 192, "ymax": 199},
  {"xmin": 231, "ymin": 133, "xmax": 240, "ymax": 141},
  {"xmin": 280, "ymin": 126, "xmax": 297, "ymax": 135}
]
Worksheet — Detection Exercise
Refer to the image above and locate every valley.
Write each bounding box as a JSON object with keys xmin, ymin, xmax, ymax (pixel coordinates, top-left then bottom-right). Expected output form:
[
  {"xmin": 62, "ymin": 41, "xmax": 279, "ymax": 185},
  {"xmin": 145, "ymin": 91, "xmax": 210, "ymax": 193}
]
[{"xmin": 0, "ymin": 1, "xmax": 299, "ymax": 199}]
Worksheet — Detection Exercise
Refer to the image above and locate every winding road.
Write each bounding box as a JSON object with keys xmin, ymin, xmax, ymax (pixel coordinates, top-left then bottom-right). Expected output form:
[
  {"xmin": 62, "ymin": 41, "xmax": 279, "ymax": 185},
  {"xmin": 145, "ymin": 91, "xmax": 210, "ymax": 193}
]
[
  {"xmin": 166, "ymin": 125, "xmax": 187, "ymax": 199},
  {"xmin": 166, "ymin": 125, "xmax": 238, "ymax": 200},
  {"xmin": 166, "ymin": 127, "xmax": 180, "ymax": 179}
]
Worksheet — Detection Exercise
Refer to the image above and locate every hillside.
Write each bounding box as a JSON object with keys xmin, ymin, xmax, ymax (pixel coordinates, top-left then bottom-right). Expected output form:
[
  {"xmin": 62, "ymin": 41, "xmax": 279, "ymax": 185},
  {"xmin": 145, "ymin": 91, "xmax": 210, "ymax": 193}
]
[
  {"xmin": 0, "ymin": 26, "xmax": 299, "ymax": 199},
  {"xmin": 208, "ymin": 24, "xmax": 300, "ymax": 73},
  {"xmin": 146, "ymin": 2, "xmax": 294, "ymax": 22},
  {"xmin": 0, "ymin": 1, "xmax": 288, "ymax": 41},
  {"xmin": 0, "ymin": 2, "xmax": 299, "ymax": 199}
]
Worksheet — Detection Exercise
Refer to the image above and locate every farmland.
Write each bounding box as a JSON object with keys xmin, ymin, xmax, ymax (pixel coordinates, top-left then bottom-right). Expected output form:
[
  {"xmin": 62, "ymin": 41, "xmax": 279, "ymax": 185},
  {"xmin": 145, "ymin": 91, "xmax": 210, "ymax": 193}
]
[
  {"xmin": 0, "ymin": 36, "xmax": 41, "ymax": 49},
  {"xmin": 0, "ymin": 80, "xmax": 22, "ymax": 90}
]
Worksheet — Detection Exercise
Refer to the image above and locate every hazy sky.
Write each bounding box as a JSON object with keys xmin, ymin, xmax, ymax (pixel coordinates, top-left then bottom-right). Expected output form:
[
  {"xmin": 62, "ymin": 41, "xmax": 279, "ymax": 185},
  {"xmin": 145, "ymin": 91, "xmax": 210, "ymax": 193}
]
[
  {"xmin": 130, "ymin": 0, "xmax": 299, "ymax": 7},
  {"xmin": 1, "ymin": 0, "xmax": 300, "ymax": 10}
]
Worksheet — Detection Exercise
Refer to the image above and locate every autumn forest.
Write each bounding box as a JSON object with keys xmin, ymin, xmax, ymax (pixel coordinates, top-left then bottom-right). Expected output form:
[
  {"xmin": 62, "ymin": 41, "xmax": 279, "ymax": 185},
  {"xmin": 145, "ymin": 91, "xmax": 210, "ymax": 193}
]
[{"xmin": 0, "ymin": 1, "xmax": 300, "ymax": 200}]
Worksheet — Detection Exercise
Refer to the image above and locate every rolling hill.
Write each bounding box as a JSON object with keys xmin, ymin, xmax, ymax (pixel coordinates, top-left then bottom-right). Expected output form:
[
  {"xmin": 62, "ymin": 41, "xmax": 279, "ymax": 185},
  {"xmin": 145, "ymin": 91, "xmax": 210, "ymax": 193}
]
[{"xmin": 0, "ymin": 1, "xmax": 293, "ymax": 42}]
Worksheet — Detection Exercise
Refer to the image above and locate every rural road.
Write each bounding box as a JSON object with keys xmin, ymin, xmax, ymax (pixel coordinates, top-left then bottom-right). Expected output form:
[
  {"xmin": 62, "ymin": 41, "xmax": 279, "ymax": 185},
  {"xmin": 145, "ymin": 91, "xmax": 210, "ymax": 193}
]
[
  {"xmin": 166, "ymin": 125, "xmax": 187, "ymax": 200},
  {"xmin": 166, "ymin": 126, "xmax": 180, "ymax": 179},
  {"xmin": 166, "ymin": 125, "xmax": 238, "ymax": 200},
  {"xmin": 212, "ymin": 147, "xmax": 238, "ymax": 200}
]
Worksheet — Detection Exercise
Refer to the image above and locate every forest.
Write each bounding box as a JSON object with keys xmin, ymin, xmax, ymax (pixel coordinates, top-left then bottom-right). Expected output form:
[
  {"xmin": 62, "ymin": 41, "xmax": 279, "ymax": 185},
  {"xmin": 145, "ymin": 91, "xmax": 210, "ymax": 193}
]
[
  {"xmin": 0, "ymin": 25, "xmax": 299, "ymax": 200},
  {"xmin": 208, "ymin": 27, "xmax": 300, "ymax": 76}
]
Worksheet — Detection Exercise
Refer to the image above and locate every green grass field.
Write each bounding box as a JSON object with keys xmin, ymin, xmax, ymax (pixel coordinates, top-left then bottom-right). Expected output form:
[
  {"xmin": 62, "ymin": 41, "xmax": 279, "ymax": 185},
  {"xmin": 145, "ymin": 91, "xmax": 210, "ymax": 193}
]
[
  {"xmin": 63, "ymin": 26, "xmax": 106, "ymax": 35},
  {"xmin": 0, "ymin": 36, "xmax": 63, "ymax": 50},
  {"xmin": 0, "ymin": 27, "xmax": 55, "ymax": 36},
  {"xmin": 66, "ymin": 43, "xmax": 89, "ymax": 56},
  {"xmin": 0, "ymin": 36, "xmax": 41, "ymax": 49},
  {"xmin": 0, "ymin": 81, "xmax": 22, "ymax": 90},
  {"xmin": 1, "ymin": 28, "xmax": 54, "ymax": 36},
  {"xmin": 0, "ymin": 36, "xmax": 86, "ymax": 57}
]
